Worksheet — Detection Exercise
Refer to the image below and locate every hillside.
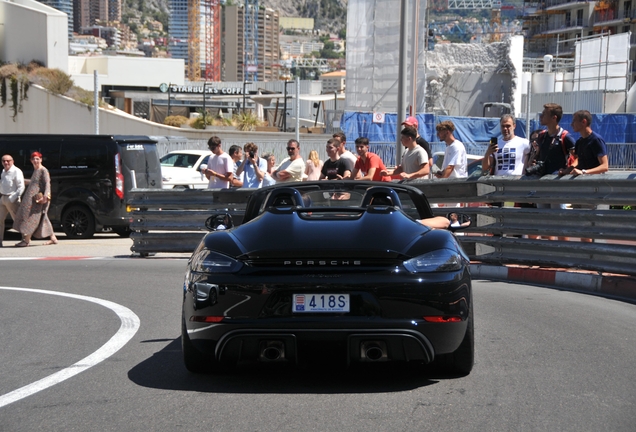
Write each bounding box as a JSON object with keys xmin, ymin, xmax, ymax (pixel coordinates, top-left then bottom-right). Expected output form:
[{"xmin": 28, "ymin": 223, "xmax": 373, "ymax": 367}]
[{"xmin": 123, "ymin": 0, "xmax": 347, "ymax": 35}]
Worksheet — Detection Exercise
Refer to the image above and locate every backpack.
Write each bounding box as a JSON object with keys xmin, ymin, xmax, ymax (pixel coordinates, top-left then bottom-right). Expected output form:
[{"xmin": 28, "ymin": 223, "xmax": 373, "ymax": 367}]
[{"xmin": 538, "ymin": 129, "xmax": 569, "ymax": 157}]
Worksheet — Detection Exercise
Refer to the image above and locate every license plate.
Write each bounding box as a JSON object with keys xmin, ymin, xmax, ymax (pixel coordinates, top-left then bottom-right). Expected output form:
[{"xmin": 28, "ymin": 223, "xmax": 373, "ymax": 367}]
[{"xmin": 293, "ymin": 294, "xmax": 350, "ymax": 313}]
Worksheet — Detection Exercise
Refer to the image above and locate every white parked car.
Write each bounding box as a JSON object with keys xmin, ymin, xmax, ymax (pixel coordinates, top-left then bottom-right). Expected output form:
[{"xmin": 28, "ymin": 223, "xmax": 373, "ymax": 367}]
[
  {"xmin": 432, "ymin": 151, "xmax": 483, "ymax": 177},
  {"xmin": 160, "ymin": 150, "xmax": 211, "ymax": 189}
]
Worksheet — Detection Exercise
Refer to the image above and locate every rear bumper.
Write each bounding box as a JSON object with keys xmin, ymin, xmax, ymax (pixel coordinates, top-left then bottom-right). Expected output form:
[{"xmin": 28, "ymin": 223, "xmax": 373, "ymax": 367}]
[
  {"xmin": 183, "ymin": 269, "xmax": 472, "ymax": 365},
  {"xmin": 214, "ymin": 328, "xmax": 435, "ymax": 365},
  {"xmin": 186, "ymin": 317, "xmax": 468, "ymax": 365}
]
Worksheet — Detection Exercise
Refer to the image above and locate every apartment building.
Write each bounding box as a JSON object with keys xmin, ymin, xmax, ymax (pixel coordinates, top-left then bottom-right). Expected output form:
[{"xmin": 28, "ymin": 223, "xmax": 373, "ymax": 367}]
[
  {"xmin": 524, "ymin": 0, "xmax": 635, "ymax": 78},
  {"xmin": 72, "ymin": 0, "xmax": 121, "ymax": 33},
  {"xmin": 320, "ymin": 70, "xmax": 346, "ymax": 93},
  {"xmin": 168, "ymin": 0, "xmax": 189, "ymax": 63},
  {"xmin": 224, "ymin": 4, "xmax": 280, "ymax": 81},
  {"xmin": 39, "ymin": 0, "xmax": 73, "ymax": 36},
  {"xmin": 280, "ymin": 41, "xmax": 324, "ymax": 58}
]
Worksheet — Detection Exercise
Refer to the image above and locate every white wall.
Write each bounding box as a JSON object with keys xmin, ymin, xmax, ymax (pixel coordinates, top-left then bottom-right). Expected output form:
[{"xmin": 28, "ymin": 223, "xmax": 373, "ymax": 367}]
[
  {"xmin": 0, "ymin": 0, "xmax": 68, "ymax": 71},
  {"xmin": 510, "ymin": 35, "xmax": 525, "ymax": 116},
  {"xmin": 0, "ymin": 84, "xmax": 329, "ymax": 142},
  {"xmin": 69, "ymin": 56, "xmax": 186, "ymax": 91}
]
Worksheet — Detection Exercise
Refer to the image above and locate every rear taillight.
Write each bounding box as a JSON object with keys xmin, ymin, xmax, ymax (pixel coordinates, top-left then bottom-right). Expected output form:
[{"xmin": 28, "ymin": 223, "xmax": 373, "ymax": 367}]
[
  {"xmin": 422, "ymin": 316, "xmax": 463, "ymax": 323},
  {"xmin": 115, "ymin": 153, "xmax": 124, "ymax": 199}
]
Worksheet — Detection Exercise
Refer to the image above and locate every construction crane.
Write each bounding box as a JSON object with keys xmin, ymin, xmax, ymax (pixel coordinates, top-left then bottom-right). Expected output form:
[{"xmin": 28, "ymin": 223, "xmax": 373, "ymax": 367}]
[
  {"xmin": 244, "ymin": 0, "xmax": 259, "ymax": 81},
  {"xmin": 188, "ymin": 0, "xmax": 201, "ymax": 81},
  {"xmin": 431, "ymin": 0, "xmax": 504, "ymax": 43}
]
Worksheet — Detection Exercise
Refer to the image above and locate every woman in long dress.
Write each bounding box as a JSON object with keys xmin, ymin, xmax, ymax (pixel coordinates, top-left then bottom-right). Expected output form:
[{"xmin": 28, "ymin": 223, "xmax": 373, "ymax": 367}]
[{"xmin": 13, "ymin": 152, "xmax": 58, "ymax": 247}]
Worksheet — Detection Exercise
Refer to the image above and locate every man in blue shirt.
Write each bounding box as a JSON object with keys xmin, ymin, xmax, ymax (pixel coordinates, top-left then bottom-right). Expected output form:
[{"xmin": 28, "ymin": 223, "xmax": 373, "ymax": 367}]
[
  {"xmin": 560, "ymin": 109, "xmax": 609, "ymax": 176},
  {"xmin": 236, "ymin": 142, "xmax": 268, "ymax": 188}
]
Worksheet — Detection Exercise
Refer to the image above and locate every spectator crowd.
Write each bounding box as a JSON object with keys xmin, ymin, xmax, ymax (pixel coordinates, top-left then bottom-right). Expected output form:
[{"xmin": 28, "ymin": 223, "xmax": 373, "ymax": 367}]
[{"xmin": 201, "ymin": 102, "xmax": 608, "ymax": 192}]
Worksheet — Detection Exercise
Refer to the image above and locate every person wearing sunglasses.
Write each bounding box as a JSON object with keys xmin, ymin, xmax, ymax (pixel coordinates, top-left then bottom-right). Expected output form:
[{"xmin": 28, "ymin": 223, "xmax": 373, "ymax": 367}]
[{"xmin": 272, "ymin": 139, "xmax": 305, "ymax": 183}]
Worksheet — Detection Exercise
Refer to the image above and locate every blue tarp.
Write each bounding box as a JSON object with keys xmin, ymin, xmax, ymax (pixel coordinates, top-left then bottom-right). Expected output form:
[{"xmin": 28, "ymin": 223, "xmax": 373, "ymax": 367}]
[{"xmin": 342, "ymin": 111, "xmax": 636, "ymax": 145}]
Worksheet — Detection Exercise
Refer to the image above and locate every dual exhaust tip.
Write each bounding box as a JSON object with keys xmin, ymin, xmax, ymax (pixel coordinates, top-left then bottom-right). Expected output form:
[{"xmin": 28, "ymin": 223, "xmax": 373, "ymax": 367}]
[
  {"xmin": 360, "ymin": 341, "xmax": 388, "ymax": 362},
  {"xmin": 259, "ymin": 341, "xmax": 285, "ymax": 362},
  {"xmin": 258, "ymin": 340, "xmax": 388, "ymax": 362}
]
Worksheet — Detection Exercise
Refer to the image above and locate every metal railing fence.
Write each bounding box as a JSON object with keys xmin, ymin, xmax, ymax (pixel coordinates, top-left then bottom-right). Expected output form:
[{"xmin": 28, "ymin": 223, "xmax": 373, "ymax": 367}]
[{"xmin": 129, "ymin": 173, "xmax": 636, "ymax": 276}]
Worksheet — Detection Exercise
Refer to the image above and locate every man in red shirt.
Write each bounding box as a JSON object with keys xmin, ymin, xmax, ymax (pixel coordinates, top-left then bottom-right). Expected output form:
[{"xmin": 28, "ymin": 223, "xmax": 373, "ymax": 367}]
[{"xmin": 351, "ymin": 137, "xmax": 391, "ymax": 182}]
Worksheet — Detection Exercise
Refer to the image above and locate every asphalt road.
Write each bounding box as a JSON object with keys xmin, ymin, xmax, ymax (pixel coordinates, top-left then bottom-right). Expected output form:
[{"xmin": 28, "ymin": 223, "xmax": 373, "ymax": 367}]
[{"xmin": 1, "ymin": 252, "xmax": 635, "ymax": 431}]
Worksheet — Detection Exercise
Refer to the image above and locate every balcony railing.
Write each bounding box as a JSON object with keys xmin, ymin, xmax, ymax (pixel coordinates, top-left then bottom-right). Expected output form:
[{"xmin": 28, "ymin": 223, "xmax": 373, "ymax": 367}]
[{"xmin": 543, "ymin": 0, "xmax": 588, "ymax": 9}]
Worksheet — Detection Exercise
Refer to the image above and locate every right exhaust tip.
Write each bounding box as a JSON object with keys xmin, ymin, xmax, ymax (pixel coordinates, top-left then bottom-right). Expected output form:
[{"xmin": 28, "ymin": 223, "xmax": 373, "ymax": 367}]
[{"xmin": 360, "ymin": 341, "xmax": 388, "ymax": 362}]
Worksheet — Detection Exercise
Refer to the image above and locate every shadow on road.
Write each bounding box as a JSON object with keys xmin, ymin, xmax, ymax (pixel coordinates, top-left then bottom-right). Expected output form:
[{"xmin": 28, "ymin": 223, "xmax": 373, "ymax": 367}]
[{"xmin": 128, "ymin": 338, "xmax": 461, "ymax": 394}]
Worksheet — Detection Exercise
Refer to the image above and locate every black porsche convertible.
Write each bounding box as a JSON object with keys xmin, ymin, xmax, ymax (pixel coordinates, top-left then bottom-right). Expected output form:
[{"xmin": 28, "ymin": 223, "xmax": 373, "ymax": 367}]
[{"xmin": 182, "ymin": 181, "xmax": 473, "ymax": 375}]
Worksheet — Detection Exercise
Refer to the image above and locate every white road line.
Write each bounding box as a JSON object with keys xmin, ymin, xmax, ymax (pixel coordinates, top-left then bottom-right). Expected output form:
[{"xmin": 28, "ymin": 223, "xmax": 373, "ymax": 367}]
[{"xmin": 0, "ymin": 286, "xmax": 141, "ymax": 409}]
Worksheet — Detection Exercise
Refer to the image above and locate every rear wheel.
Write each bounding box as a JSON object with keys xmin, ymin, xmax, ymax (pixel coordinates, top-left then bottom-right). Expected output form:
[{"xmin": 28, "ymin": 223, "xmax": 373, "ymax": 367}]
[
  {"xmin": 182, "ymin": 317, "xmax": 214, "ymax": 373},
  {"xmin": 433, "ymin": 312, "xmax": 474, "ymax": 376},
  {"xmin": 112, "ymin": 227, "xmax": 131, "ymax": 238},
  {"xmin": 62, "ymin": 205, "xmax": 95, "ymax": 239}
]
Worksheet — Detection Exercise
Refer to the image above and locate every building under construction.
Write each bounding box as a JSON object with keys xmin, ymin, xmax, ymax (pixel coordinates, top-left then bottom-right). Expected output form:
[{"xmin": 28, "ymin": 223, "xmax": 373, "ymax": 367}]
[
  {"xmin": 224, "ymin": 4, "xmax": 280, "ymax": 82},
  {"xmin": 168, "ymin": 0, "xmax": 279, "ymax": 82}
]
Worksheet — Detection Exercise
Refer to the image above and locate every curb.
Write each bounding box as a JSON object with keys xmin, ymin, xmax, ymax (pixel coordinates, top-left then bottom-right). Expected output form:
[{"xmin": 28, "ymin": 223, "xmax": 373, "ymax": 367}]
[{"xmin": 471, "ymin": 263, "xmax": 636, "ymax": 303}]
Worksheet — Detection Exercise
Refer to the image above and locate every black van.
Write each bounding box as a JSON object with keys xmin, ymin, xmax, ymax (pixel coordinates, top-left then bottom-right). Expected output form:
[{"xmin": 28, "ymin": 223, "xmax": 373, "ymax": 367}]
[{"xmin": 0, "ymin": 135, "xmax": 162, "ymax": 238}]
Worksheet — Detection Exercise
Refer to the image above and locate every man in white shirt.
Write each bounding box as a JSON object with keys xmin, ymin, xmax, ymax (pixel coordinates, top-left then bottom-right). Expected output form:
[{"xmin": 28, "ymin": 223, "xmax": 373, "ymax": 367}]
[
  {"xmin": 204, "ymin": 136, "xmax": 234, "ymax": 189},
  {"xmin": 434, "ymin": 120, "xmax": 467, "ymax": 179},
  {"xmin": 482, "ymin": 114, "xmax": 530, "ymax": 176},
  {"xmin": 0, "ymin": 154, "xmax": 25, "ymax": 247},
  {"xmin": 273, "ymin": 139, "xmax": 305, "ymax": 183}
]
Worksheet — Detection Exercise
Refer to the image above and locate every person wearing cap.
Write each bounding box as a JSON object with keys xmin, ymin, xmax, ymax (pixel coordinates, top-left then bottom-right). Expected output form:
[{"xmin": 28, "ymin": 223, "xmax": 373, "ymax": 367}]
[
  {"xmin": 401, "ymin": 116, "xmax": 433, "ymax": 173},
  {"xmin": 382, "ymin": 126, "xmax": 430, "ymax": 180}
]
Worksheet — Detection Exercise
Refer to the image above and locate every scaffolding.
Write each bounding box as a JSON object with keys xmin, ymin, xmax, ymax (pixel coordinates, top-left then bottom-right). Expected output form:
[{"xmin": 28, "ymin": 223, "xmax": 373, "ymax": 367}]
[
  {"xmin": 204, "ymin": 0, "xmax": 221, "ymax": 81},
  {"xmin": 244, "ymin": 0, "xmax": 259, "ymax": 81},
  {"xmin": 187, "ymin": 0, "xmax": 201, "ymax": 81}
]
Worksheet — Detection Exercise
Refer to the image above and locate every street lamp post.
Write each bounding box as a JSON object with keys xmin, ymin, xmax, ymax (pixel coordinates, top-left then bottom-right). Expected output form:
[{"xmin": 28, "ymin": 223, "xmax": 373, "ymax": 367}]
[
  {"xmin": 243, "ymin": 80, "xmax": 253, "ymax": 114},
  {"xmin": 283, "ymin": 80, "xmax": 293, "ymax": 132}
]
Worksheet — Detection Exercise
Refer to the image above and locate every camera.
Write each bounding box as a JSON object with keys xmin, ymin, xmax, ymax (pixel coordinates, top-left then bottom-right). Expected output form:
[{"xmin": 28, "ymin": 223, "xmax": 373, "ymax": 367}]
[
  {"xmin": 525, "ymin": 161, "xmax": 546, "ymax": 177},
  {"xmin": 249, "ymin": 151, "xmax": 255, "ymax": 158}
]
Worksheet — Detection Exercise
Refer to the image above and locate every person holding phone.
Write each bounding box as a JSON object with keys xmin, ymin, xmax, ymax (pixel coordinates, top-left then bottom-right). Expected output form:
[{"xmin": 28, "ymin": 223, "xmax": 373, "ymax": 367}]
[
  {"xmin": 482, "ymin": 114, "xmax": 530, "ymax": 176},
  {"xmin": 236, "ymin": 142, "xmax": 268, "ymax": 188}
]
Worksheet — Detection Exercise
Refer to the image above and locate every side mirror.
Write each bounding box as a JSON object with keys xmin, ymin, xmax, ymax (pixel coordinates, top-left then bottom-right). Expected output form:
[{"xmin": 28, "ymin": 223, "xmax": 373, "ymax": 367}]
[
  {"xmin": 446, "ymin": 212, "xmax": 471, "ymax": 232},
  {"xmin": 205, "ymin": 213, "xmax": 234, "ymax": 231}
]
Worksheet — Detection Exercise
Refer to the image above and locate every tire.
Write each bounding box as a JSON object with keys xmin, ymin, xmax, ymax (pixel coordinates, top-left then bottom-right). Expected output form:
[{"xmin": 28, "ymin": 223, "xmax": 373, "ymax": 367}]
[
  {"xmin": 112, "ymin": 227, "xmax": 131, "ymax": 238},
  {"xmin": 182, "ymin": 317, "xmax": 213, "ymax": 373},
  {"xmin": 62, "ymin": 205, "xmax": 96, "ymax": 239},
  {"xmin": 434, "ymin": 312, "xmax": 474, "ymax": 376}
]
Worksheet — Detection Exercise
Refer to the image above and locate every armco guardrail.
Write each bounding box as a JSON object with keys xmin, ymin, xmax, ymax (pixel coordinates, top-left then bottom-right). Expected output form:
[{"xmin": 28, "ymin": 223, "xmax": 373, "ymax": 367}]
[{"xmin": 129, "ymin": 173, "xmax": 636, "ymax": 275}]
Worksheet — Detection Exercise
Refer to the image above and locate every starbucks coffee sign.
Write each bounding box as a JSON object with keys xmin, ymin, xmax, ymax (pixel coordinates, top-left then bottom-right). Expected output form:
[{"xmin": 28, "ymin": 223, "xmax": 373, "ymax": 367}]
[{"xmin": 159, "ymin": 83, "xmax": 246, "ymax": 95}]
